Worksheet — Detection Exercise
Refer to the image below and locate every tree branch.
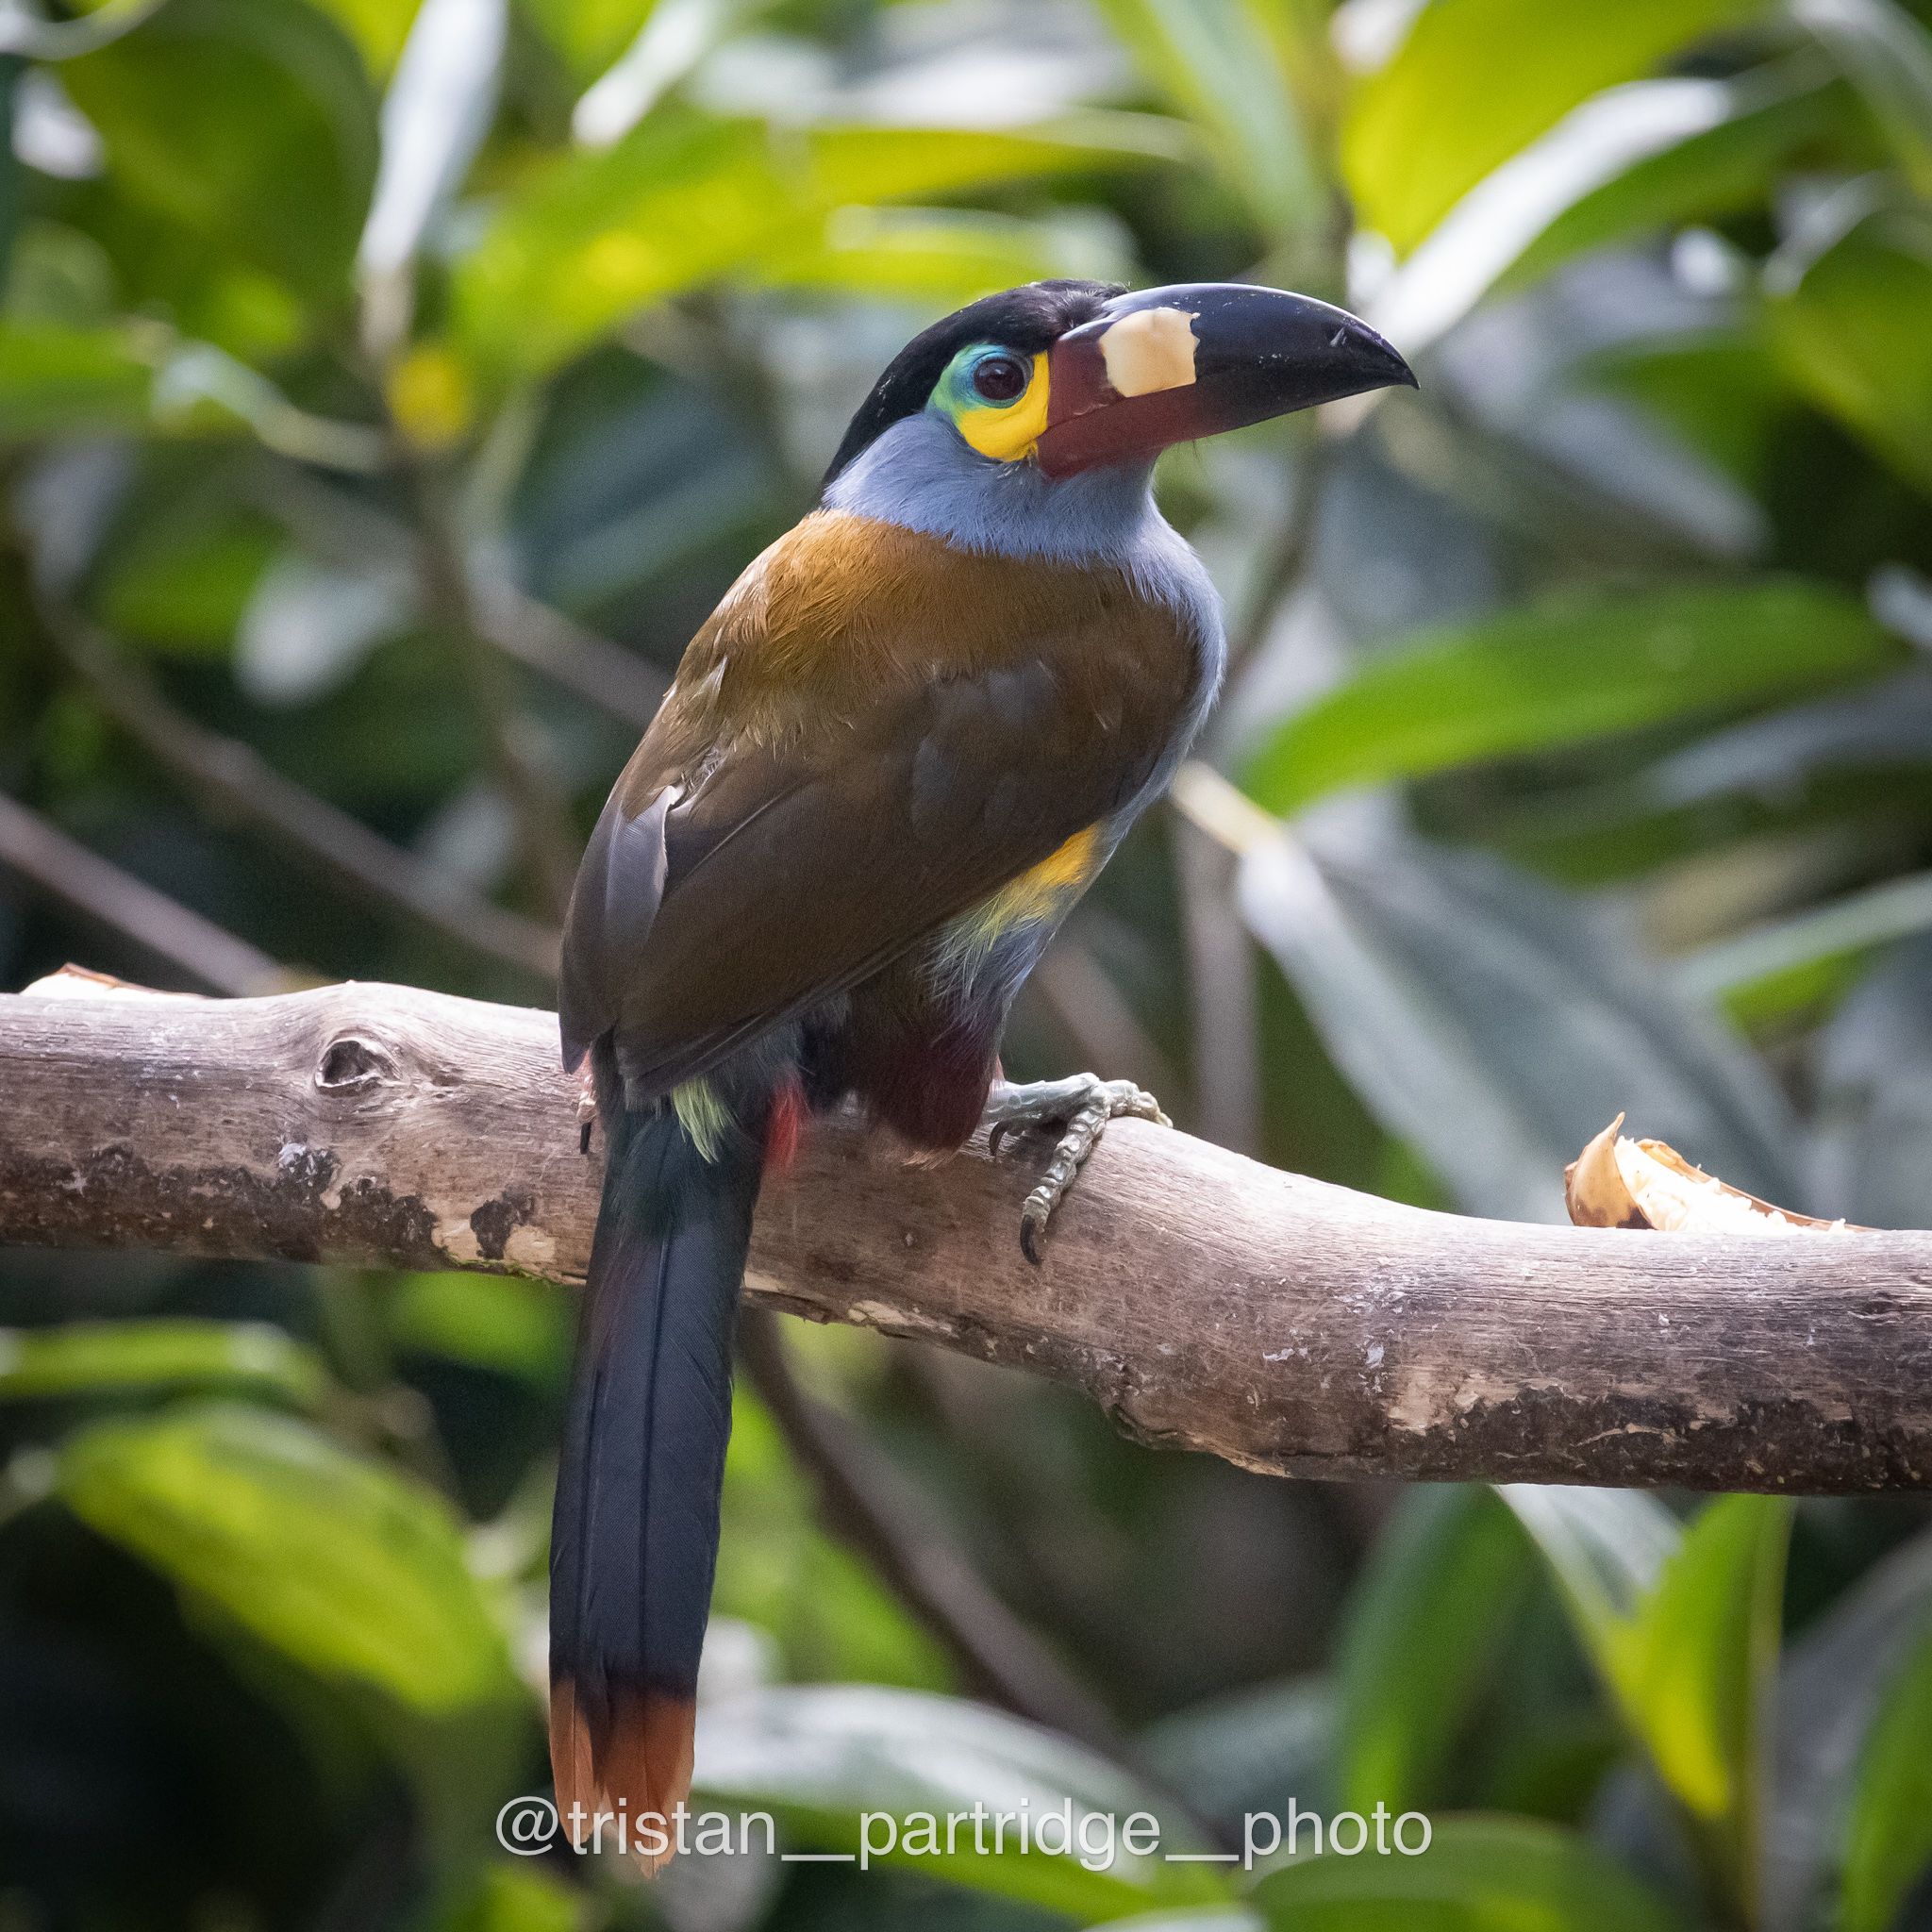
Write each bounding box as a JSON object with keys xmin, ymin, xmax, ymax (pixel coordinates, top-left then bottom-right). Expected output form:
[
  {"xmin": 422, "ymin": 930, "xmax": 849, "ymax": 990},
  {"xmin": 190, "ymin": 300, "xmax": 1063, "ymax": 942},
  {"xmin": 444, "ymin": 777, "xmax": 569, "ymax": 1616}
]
[{"xmin": 2, "ymin": 977, "xmax": 1929, "ymax": 1495}]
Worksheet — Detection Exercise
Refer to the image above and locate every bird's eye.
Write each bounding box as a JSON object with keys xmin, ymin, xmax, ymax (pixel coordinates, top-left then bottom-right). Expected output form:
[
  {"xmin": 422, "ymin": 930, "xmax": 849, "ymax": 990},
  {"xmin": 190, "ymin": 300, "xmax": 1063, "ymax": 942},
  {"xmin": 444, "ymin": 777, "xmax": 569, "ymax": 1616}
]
[{"xmin": 972, "ymin": 355, "xmax": 1027, "ymax": 403}]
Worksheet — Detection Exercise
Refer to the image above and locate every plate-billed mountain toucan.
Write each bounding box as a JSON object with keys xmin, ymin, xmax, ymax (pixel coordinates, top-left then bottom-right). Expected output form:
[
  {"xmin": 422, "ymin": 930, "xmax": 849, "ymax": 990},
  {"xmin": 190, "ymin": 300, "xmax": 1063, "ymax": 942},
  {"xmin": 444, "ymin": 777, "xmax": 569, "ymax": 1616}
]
[{"xmin": 551, "ymin": 278, "xmax": 1414, "ymax": 1857}]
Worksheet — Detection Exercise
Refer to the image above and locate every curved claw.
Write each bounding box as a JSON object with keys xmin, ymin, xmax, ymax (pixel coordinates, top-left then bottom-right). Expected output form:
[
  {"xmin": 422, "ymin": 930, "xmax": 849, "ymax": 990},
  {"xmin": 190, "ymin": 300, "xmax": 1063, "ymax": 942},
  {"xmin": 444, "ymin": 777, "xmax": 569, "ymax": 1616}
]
[{"xmin": 1020, "ymin": 1208, "xmax": 1045, "ymax": 1266}]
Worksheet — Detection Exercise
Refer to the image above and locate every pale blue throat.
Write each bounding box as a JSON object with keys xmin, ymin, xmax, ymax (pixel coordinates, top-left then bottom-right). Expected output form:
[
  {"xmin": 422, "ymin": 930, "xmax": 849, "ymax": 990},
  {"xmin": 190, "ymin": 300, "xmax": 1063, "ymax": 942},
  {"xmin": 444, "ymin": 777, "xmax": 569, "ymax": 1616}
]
[{"xmin": 823, "ymin": 410, "xmax": 1166, "ymax": 568}]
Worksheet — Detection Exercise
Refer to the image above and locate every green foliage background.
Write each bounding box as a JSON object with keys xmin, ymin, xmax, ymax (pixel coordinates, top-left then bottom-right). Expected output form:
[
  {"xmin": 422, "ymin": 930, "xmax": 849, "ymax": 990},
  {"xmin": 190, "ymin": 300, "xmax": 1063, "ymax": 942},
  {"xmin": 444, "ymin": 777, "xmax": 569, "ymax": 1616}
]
[{"xmin": 4, "ymin": 0, "xmax": 1932, "ymax": 1927}]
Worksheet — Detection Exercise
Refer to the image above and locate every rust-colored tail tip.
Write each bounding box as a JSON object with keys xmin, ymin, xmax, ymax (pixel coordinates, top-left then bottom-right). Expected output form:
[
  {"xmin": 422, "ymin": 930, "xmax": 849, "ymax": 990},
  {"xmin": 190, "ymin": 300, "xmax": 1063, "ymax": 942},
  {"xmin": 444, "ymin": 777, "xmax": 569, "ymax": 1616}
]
[{"xmin": 550, "ymin": 1676, "xmax": 697, "ymax": 1874}]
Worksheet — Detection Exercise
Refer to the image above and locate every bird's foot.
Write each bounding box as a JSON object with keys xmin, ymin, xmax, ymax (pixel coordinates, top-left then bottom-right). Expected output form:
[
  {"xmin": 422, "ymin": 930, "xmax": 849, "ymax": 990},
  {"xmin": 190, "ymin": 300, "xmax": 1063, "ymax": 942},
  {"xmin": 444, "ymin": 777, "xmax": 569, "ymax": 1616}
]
[{"xmin": 983, "ymin": 1074, "xmax": 1169, "ymax": 1264}]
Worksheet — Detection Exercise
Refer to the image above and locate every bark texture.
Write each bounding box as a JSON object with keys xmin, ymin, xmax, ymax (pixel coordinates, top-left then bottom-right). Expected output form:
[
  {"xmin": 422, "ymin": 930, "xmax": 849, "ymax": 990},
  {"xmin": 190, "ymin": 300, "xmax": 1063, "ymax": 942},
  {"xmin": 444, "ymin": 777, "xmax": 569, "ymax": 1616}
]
[{"xmin": 2, "ymin": 978, "xmax": 1929, "ymax": 1494}]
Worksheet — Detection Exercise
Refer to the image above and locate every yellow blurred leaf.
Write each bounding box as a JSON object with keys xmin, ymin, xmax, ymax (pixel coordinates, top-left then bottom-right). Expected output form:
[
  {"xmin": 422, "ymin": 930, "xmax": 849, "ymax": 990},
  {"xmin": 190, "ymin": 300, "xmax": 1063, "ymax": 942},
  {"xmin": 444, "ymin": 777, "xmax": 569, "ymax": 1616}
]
[{"xmin": 388, "ymin": 342, "xmax": 475, "ymax": 450}]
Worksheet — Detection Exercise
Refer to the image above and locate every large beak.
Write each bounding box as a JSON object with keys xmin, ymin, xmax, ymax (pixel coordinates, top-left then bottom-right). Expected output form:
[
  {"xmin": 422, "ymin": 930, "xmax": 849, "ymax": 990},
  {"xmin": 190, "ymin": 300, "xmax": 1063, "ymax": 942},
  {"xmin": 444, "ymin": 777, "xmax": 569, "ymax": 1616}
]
[{"xmin": 1033, "ymin": 283, "xmax": 1415, "ymax": 478}]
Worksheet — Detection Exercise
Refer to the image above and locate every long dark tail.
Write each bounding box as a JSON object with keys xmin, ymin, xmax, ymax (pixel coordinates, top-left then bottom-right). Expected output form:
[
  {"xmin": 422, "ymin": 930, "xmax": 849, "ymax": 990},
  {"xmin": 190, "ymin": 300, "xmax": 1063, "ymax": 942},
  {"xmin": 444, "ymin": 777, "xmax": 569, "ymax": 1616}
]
[{"xmin": 549, "ymin": 1045, "xmax": 765, "ymax": 1865}]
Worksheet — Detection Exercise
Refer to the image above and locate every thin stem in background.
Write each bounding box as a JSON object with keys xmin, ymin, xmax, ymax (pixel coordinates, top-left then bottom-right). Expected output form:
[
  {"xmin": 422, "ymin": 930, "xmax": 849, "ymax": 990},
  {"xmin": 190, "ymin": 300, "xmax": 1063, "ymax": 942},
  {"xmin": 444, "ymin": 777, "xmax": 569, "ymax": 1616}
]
[
  {"xmin": 737, "ymin": 1306, "xmax": 1135, "ymax": 1759},
  {"xmin": 1173, "ymin": 813, "xmax": 1263, "ymax": 1157},
  {"xmin": 474, "ymin": 574, "xmax": 668, "ymax": 729},
  {"xmin": 40, "ymin": 608, "xmax": 561, "ymax": 984},
  {"xmin": 257, "ymin": 464, "xmax": 668, "ymax": 728},
  {"xmin": 0, "ymin": 792, "xmax": 287, "ymax": 997},
  {"xmin": 1028, "ymin": 933, "xmax": 1180, "ymax": 1106},
  {"xmin": 1226, "ymin": 428, "xmax": 1332, "ymax": 677},
  {"xmin": 402, "ymin": 459, "xmax": 583, "ymax": 924},
  {"xmin": 1170, "ymin": 429, "xmax": 1334, "ymax": 1156}
]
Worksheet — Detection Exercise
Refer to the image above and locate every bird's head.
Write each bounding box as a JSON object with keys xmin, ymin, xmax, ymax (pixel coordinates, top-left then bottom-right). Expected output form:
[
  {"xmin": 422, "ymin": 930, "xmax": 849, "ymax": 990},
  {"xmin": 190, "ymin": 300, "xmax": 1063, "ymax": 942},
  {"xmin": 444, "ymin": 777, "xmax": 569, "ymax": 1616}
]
[{"xmin": 823, "ymin": 278, "xmax": 1415, "ymax": 495}]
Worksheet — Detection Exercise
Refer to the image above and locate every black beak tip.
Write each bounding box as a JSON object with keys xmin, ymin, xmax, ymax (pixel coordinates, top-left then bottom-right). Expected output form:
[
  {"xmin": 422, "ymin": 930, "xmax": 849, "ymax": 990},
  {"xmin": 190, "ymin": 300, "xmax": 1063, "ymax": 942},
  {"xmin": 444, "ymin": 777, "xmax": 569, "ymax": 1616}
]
[{"xmin": 1346, "ymin": 316, "xmax": 1418, "ymax": 392}]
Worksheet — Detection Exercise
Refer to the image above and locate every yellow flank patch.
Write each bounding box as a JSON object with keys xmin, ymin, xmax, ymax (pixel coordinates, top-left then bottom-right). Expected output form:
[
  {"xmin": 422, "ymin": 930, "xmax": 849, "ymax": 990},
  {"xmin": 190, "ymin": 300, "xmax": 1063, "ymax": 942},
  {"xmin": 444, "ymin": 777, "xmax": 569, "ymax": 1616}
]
[
  {"xmin": 936, "ymin": 824, "xmax": 1101, "ymax": 986},
  {"xmin": 671, "ymin": 1077, "xmax": 731, "ymax": 1162},
  {"xmin": 1098, "ymin": 306, "xmax": 1198, "ymax": 397},
  {"xmin": 958, "ymin": 353, "xmax": 1050, "ymax": 462},
  {"xmin": 1016, "ymin": 823, "xmax": 1101, "ymax": 908}
]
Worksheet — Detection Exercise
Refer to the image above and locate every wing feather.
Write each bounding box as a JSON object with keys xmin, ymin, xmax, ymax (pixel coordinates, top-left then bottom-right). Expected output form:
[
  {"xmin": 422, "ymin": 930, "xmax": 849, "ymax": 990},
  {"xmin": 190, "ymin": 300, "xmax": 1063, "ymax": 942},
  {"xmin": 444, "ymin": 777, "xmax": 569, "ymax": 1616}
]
[{"xmin": 560, "ymin": 512, "xmax": 1204, "ymax": 1095}]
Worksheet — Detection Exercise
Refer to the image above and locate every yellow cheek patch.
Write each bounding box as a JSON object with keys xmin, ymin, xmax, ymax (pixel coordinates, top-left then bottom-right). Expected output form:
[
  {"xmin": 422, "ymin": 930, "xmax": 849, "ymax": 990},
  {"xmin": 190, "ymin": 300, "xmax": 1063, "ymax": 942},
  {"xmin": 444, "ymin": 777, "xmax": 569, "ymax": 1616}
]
[
  {"xmin": 1098, "ymin": 306, "xmax": 1198, "ymax": 397},
  {"xmin": 958, "ymin": 353, "xmax": 1050, "ymax": 462}
]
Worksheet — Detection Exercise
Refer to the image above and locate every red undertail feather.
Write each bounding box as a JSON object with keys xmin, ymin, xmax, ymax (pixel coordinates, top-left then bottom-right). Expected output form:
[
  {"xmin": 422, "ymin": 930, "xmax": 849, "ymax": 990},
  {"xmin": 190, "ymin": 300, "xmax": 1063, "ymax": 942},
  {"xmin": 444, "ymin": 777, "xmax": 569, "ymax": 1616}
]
[{"xmin": 763, "ymin": 1074, "xmax": 805, "ymax": 1175}]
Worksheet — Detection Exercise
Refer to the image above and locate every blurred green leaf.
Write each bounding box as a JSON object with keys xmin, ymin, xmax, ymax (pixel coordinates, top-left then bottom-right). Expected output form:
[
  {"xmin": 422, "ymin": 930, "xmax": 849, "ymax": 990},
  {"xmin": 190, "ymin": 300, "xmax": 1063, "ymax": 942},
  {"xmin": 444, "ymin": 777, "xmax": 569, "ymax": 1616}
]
[
  {"xmin": 1239, "ymin": 829, "xmax": 1800, "ymax": 1222},
  {"xmin": 357, "ymin": 0, "xmax": 506, "ymax": 359},
  {"xmin": 1586, "ymin": 331, "xmax": 1790, "ymax": 488},
  {"xmin": 804, "ymin": 115, "xmax": 1186, "ymax": 205},
  {"xmin": 1091, "ymin": 0, "xmax": 1317, "ymax": 238},
  {"xmin": 58, "ymin": 1403, "xmax": 519, "ymax": 1712},
  {"xmin": 755, "ymin": 206, "xmax": 1132, "ymax": 305},
  {"xmin": 1245, "ymin": 581, "xmax": 1904, "ymax": 815},
  {"xmin": 1714, "ymin": 951, "xmax": 1871, "ymax": 1030},
  {"xmin": 1504, "ymin": 1490, "xmax": 1790, "ymax": 1915},
  {"xmin": 455, "ymin": 110, "xmax": 1177, "ymax": 376},
  {"xmin": 62, "ymin": 0, "xmax": 379, "ymax": 305},
  {"xmin": 1497, "ymin": 1488, "xmax": 1679, "ymax": 1665},
  {"xmin": 1370, "ymin": 75, "xmax": 1778, "ymax": 358},
  {"xmin": 1792, "ymin": 1530, "xmax": 1932, "ymax": 1932},
  {"xmin": 0, "ymin": 321, "xmax": 152, "ymax": 435},
  {"xmin": 96, "ymin": 497, "xmax": 278, "ymax": 646},
  {"xmin": 453, "ymin": 112, "xmax": 804, "ymax": 376},
  {"xmin": 1815, "ymin": 1574, "xmax": 1932, "ymax": 1932},
  {"xmin": 306, "ymin": 0, "xmax": 424, "ymax": 78},
  {"xmin": 0, "ymin": 0, "xmax": 166, "ymax": 60},
  {"xmin": 427, "ymin": 1860, "xmax": 585, "ymax": 1932},
  {"xmin": 1341, "ymin": 0, "xmax": 1769, "ymax": 254},
  {"xmin": 1338, "ymin": 1488, "xmax": 1532, "ymax": 1815},
  {"xmin": 1142, "ymin": 1679, "xmax": 1333, "ymax": 1836},
  {"xmin": 1679, "ymin": 870, "xmax": 1932, "ymax": 1013},
  {"xmin": 1090, "ymin": 1915, "xmax": 1256, "ymax": 1932},
  {"xmin": 1794, "ymin": 0, "xmax": 1932, "ymax": 198},
  {"xmin": 1767, "ymin": 1530, "xmax": 1932, "ymax": 1928},
  {"xmin": 572, "ymin": 0, "xmax": 767, "ymax": 147},
  {"xmin": 1505, "ymin": 63, "xmax": 1851, "ymax": 294},
  {"xmin": 1628, "ymin": 1495, "xmax": 1789, "ymax": 1908},
  {"xmin": 5, "ymin": 219, "xmax": 121, "ymax": 329},
  {"xmin": 515, "ymin": 0, "xmax": 656, "ymax": 82},
  {"xmin": 387, "ymin": 1273, "xmax": 571, "ymax": 1387},
  {"xmin": 1249, "ymin": 1815, "xmax": 1687, "ymax": 1929},
  {"xmin": 0, "ymin": 1321, "xmax": 327, "ymax": 1406},
  {"xmin": 1768, "ymin": 203, "xmax": 1932, "ymax": 497},
  {"xmin": 694, "ymin": 1684, "xmax": 1231, "ymax": 1919}
]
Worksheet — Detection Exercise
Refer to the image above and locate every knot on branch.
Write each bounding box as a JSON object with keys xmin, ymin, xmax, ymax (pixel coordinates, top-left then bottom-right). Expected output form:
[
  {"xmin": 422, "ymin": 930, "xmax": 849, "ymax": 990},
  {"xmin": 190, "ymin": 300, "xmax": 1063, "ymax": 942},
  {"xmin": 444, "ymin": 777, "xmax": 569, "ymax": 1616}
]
[{"xmin": 314, "ymin": 1031, "xmax": 399, "ymax": 1096}]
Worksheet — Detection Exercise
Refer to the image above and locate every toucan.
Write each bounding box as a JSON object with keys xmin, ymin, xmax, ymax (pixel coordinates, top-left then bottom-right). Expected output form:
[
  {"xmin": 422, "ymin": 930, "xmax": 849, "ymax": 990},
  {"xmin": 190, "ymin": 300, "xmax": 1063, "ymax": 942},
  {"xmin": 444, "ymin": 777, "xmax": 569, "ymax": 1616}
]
[{"xmin": 550, "ymin": 278, "xmax": 1414, "ymax": 1858}]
